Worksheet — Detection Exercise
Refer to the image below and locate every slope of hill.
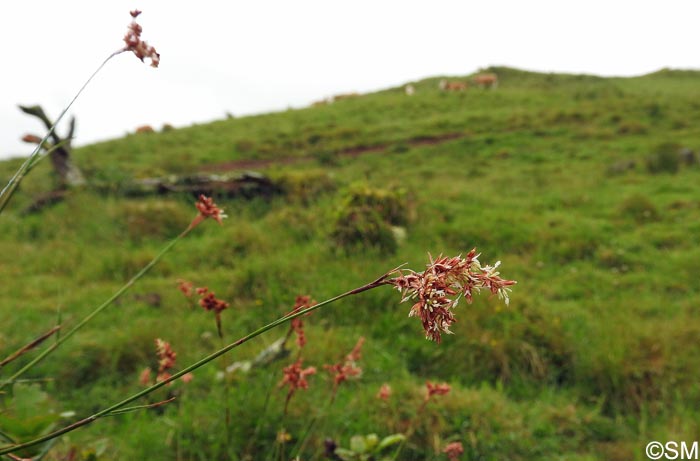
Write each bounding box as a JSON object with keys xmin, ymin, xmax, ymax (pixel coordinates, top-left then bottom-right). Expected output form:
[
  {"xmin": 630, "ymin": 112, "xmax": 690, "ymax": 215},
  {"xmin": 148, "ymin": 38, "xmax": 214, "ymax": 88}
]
[{"xmin": 1, "ymin": 68, "xmax": 699, "ymax": 460}]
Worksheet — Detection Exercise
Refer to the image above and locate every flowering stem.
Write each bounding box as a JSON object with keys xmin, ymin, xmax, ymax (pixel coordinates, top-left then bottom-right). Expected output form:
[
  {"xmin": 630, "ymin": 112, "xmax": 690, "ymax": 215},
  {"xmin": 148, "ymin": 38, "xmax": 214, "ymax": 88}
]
[
  {"xmin": 0, "ymin": 269, "xmax": 395, "ymax": 456},
  {"xmin": 0, "ymin": 226, "xmax": 191, "ymax": 390},
  {"xmin": 0, "ymin": 51, "xmax": 123, "ymax": 216}
]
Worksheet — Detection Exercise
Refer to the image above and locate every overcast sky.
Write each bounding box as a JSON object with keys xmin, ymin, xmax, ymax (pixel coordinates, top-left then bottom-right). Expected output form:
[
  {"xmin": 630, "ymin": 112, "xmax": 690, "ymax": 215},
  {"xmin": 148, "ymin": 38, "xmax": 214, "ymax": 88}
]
[{"xmin": 1, "ymin": 0, "xmax": 698, "ymax": 160}]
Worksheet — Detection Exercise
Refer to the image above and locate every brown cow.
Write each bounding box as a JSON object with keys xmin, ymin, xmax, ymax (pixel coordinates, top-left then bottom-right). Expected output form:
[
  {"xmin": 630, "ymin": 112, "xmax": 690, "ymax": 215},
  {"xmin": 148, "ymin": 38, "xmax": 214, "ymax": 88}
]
[
  {"xmin": 439, "ymin": 79, "xmax": 468, "ymax": 91},
  {"xmin": 135, "ymin": 125, "xmax": 155, "ymax": 133},
  {"xmin": 473, "ymin": 73, "xmax": 498, "ymax": 89}
]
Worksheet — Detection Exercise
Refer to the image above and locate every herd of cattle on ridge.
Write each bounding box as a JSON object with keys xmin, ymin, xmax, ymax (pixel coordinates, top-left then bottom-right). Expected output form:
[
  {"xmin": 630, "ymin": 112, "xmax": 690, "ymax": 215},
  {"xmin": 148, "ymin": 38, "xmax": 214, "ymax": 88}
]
[{"xmin": 131, "ymin": 73, "xmax": 500, "ymax": 133}]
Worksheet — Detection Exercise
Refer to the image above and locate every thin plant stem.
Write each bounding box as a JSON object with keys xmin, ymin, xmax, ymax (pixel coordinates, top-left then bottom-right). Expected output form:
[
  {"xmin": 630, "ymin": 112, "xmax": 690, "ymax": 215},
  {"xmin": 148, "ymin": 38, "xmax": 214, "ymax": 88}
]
[
  {"xmin": 0, "ymin": 51, "xmax": 123, "ymax": 216},
  {"xmin": 0, "ymin": 226, "xmax": 192, "ymax": 390},
  {"xmin": 0, "ymin": 326, "xmax": 61, "ymax": 369},
  {"xmin": 0, "ymin": 269, "xmax": 396, "ymax": 456},
  {"xmin": 219, "ymin": 331, "xmax": 232, "ymax": 455},
  {"xmin": 290, "ymin": 392, "xmax": 335, "ymax": 458},
  {"xmin": 244, "ymin": 365, "xmax": 278, "ymax": 457}
]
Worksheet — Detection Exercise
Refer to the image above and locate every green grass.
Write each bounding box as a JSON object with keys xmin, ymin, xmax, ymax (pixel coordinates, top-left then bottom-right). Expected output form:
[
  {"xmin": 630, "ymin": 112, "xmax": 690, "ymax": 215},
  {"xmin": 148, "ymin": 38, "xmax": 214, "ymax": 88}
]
[{"xmin": 2, "ymin": 67, "xmax": 700, "ymax": 460}]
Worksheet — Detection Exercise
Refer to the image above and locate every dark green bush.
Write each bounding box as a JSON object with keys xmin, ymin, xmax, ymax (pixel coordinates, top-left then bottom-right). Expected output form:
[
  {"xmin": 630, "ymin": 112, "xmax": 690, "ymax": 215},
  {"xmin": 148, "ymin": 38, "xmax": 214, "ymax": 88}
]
[
  {"xmin": 330, "ymin": 184, "xmax": 409, "ymax": 253},
  {"xmin": 646, "ymin": 142, "xmax": 680, "ymax": 174},
  {"xmin": 619, "ymin": 194, "xmax": 659, "ymax": 223}
]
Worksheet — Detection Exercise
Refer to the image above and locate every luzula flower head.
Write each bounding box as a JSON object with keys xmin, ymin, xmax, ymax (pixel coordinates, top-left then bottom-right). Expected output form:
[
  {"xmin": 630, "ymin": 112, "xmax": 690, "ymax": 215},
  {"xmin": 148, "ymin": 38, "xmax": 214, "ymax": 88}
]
[
  {"xmin": 377, "ymin": 383, "xmax": 392, "ymax": 401},
  {"xmin": 188, "ymin": 194, "xmax": 227, "ymax": 230},
  {"xmin": 123, "ymin": 10, "xmax": 160, "ymax": 67},
  {"xmin": 176, "ymin": 279, "xmax": 193, "ymax": 298},
  {"xmin": 425, "ymin": 381, "xmax": 451, "ymax": 401},
  {"xmin": 443, "ymin": 442, "xmax": 464, "ymax": 461},
  {"xmin": 196, "ymin": 287, "xmax": 230, "ymax": 338},
  {"xmin": 288, "ymin": 295, "xmax": 315, "ymax": 349},
  {"xmin": 155, "ymin": 338, "xmax": 177, "ymax": 384},
  {"xmin": 197, "ymin": 288, "xmax": 229, "ymax": 315},
  {"xmin": 324, "ymin": 337, "xmax": 365, "ymax": 398},
  {"xmin": 389, "ymin": 250, "xmax": 516, "ymax": 343},
  {"xmin": 279, "ymin": 358, "xmax": 317, "ymax": 413},
  {"xmin": 140, "ymin": 339, "xmax": 191, "ymax": 386}
]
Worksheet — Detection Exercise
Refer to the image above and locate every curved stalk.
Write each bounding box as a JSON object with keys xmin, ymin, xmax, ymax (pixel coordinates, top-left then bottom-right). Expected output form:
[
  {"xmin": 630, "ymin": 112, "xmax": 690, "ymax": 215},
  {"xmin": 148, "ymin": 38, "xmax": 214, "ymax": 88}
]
[{"xmin": 0, "ymin": 51, "xmax": 123, "ymax": 215}]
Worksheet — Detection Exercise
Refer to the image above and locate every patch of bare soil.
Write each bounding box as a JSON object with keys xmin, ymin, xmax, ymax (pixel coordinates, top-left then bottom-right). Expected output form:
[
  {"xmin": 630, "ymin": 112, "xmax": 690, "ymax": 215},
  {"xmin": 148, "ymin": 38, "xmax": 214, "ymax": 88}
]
[{"xmin": 200, "ymin": 132, "xmax": 464, "ymax": 173}]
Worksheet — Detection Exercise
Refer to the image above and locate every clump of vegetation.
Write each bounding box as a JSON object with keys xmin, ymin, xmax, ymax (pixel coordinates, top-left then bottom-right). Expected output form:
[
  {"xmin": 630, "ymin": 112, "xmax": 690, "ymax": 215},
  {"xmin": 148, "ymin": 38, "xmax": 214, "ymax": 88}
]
[
  {"xmin": 275, "ymin": 169, "xmax": 336, "ymax": 203},
  {"xmin": 330, "ymin": 184, "xmax": 409, "ymax": 253},
  {"xmin": 646, "ymin": 142, "xmax": 681, "ymax": 174},
  {"xmin": 619, "ymin": 193, "xmax": 659, "ymax": 223},
  {"xmin": 121, "ymin": 199, "xmax": 191, "ymax": 240}
]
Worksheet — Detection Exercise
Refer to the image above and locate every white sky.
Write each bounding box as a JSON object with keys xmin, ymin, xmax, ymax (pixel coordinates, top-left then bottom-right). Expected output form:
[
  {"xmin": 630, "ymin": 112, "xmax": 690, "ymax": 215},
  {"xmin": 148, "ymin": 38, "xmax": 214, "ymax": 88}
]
[{"xmin": 1, "ymin": 0, "xmax": 698, "ymax": 160}]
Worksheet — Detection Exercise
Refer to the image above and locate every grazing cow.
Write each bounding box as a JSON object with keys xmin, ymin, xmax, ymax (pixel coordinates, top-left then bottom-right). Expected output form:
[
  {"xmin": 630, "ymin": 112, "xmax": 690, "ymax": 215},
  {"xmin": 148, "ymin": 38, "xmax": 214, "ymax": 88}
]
[
  {"xmin": 405, "ymin": 84, "xmax": 415, "ymax": 96},
  {"xmin": 473, "ymin": 73, "xmax": 498, "ymax": 89},
  {"xmin": 439, "ymin": 79, "xmax": 468, "ymax": 91},
  {"xmin": 135, "ymin": 125, "xmax": 154, "ymax": 133}
]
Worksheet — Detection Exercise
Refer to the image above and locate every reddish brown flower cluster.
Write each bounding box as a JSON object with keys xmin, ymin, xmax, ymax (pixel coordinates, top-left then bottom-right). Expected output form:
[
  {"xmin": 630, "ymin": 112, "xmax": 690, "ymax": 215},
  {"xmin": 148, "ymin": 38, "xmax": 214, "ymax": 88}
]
[
  {"xmin": 288, "ymin": 295, "xmax": 315, "ymax": 349},
  {"xmin": 139, "ymin": 339, "xmax": 192, "ymax": 386},
  {"xmin": 345, "ymin": 336, "xmax": 365, "ymax": 362},
  {"xmin": 197, "ymin": 288, "xmax": 229, "ymax": 314},
  {"xmin": 443, "ymin": 442, "xmax": 464, "ymax": 461},
  {"xmin": 196, "ymin": 287, "xmax": 229, "ymax": 337},
  {"xmin": 195, "ymin": 195, "xmax": 226, "ymax": 224},
  {"xmin": 123, "ymin": 10, "xmax": 160, "ymax": 67},
  {"xmin": 155, "ymin": 338, "xmax": 176, "ymax": 383},
  {"xmin": 188, "ymin": 195, "xmax": 227, "ymax": 230},
  {"xmin": 425, "ymin": 381, "xmax": 451, "ymax": 401},
  {"xmin": 176, "ymin": 279, "xmax": 193, "ymax": 298},
  {"xmin": 389, "ymin": 250, "xmax": 516, "ymax": 342},
  {"xmin": 377, "ymin": 383, "xmax": 392, "ymax": 401},
  {"xmin": 324, "ymin": 337, "xmax": 365, "ymax": 398},
  {"xmin": 279, "ymin": 358, "xmax": 317, "ymax": 413}
]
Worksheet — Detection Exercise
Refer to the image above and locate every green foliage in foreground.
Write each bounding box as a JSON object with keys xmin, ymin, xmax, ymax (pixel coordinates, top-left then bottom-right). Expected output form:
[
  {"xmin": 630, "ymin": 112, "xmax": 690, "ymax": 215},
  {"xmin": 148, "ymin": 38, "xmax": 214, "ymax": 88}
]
[{"xmin": 2, "ymin": 67, "xmax": 700, "ymax": 460}]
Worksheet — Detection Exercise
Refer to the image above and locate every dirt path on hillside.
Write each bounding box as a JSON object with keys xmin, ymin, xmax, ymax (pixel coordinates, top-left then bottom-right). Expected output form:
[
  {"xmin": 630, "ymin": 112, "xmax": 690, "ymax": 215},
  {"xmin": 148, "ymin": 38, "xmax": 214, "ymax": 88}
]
[{"xmin": 200, "ymin": 132, "xmax": 464, "ymax": 173}]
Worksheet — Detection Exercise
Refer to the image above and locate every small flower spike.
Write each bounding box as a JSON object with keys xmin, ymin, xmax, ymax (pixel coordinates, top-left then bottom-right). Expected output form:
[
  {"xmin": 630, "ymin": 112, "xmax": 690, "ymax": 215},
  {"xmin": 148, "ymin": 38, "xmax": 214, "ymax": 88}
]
[
  {"xmin": 425, "ymin": 381, "xmax": 451, "ymax": 401},
  {"xmin": 288, "ymin": 295, "xmax": 315, "ymax": 349},
  {"xmin": 123, "ymin": 10, "xmax": 160, "ymax": 67},
  {"xmin": 155, "ymin": 338, "xmax": 177, "ymax": 384},
  {"xmin": 377, "ymin": 383, "xmax": 392, "ymax": 401},
  {"xmin": 280, "ymin": 358, "xmax": 317, "ymax": 413},
  {"xmin": 188, "ymin": 195, "xmax": 227, "ymax": 230},
  {"xmin": 443, "ymin": 442, "xmax": 464, "ymax": 461}
]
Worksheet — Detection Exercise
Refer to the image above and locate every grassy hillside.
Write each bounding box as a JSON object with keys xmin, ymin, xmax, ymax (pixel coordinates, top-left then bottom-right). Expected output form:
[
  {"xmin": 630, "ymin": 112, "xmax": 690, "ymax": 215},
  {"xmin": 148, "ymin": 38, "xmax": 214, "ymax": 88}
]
[{"xmin": 1, "ymin": 67, "xmax": 700, "ymax": 460}]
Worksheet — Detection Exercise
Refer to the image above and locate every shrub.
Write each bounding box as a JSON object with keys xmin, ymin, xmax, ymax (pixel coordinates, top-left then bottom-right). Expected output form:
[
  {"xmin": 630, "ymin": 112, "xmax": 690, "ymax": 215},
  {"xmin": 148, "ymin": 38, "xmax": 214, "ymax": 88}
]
[
  {"xmin": 275, "ymin": 169, "xmax": 336, "ymax": 203},
  {"xmin": 646, "ymin": 142, "xmax": 680, "ymax": 174},
  {"xmin": 330, "ymin": 184, "xmax": 410, "ymax": 253},
  {"xmin": 331, "ymin": 206, "xmax": 398, "ymax": 254},
  {"xmin": 619, "ymin": 194, "xmax": 659, "ymax": 224}
]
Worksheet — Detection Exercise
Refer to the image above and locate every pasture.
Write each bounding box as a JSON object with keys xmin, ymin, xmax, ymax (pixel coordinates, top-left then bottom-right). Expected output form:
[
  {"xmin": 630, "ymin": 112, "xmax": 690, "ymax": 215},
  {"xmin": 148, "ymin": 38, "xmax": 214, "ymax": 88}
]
[{"xmin": 1, "ymin": 66, "xmax": 700, "ymax": 460}]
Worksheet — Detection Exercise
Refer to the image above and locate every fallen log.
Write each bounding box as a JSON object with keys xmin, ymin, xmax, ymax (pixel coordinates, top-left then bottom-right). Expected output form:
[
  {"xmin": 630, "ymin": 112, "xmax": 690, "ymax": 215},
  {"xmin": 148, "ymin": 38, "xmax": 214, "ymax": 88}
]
[{"xmin": 96, "ymin": 171, "xmax": 283, "ymax": 199}]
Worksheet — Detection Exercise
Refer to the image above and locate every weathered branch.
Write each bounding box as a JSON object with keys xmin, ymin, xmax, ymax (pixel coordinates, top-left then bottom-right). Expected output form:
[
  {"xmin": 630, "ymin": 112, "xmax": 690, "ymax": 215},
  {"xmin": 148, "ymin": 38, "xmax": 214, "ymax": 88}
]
[{"xmin": 19, "ymin": 104, "xmax": 85, "ymax": 187}]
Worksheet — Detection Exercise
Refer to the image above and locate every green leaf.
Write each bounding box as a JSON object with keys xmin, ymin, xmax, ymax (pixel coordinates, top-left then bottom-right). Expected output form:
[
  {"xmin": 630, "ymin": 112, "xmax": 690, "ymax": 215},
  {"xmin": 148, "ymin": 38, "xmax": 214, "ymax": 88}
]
[
  {"xmin": 335, "ymin": 447, "xmax": 359, "ymax": 461},
  {"xmin": 377, "ymin": 433, "xmax": 406, "ymax": 451},
  {"xmin": 365, "ymin": 433, "xmax": 379, "ymax": 451},
  {"xmin": 350, "ymin": 434, "xmax": 367, "ymax": 453}
]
